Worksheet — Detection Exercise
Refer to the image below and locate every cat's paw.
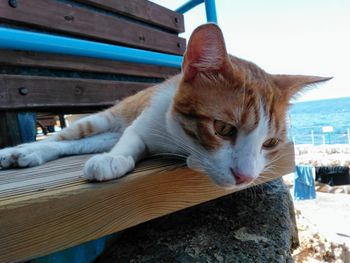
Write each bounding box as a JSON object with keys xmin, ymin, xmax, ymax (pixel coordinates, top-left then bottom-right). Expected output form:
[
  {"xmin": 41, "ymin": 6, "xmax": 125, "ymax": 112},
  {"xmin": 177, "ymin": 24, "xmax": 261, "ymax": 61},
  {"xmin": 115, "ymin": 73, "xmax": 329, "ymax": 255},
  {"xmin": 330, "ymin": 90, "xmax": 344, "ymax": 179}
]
[
  {"xmin": 0, "ymin": 147, "xmax": 43, "ymax": 168},
  {"xmin": 83, "ymin": 154, "xmax": 135, "ymax": 181}
]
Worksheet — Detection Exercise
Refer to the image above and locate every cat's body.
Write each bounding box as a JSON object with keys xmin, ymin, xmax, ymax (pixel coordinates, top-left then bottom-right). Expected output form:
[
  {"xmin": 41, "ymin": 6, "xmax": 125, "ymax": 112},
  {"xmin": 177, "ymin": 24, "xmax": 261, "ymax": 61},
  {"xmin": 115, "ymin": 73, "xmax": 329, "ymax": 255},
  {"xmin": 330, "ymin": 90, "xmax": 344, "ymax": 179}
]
[{"xmin": 0, "ymin": 24, "xmax": 330, "ymax": 188}]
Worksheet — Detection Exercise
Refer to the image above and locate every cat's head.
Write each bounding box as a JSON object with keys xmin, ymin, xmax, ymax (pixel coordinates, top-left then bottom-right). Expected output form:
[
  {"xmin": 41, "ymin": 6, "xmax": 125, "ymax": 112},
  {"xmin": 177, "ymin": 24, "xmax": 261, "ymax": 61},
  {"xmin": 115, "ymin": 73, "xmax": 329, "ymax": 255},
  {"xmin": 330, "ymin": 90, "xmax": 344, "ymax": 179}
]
[{"xmin": 170, "ymin": 24, "xmax": 330, "ymax": 188}]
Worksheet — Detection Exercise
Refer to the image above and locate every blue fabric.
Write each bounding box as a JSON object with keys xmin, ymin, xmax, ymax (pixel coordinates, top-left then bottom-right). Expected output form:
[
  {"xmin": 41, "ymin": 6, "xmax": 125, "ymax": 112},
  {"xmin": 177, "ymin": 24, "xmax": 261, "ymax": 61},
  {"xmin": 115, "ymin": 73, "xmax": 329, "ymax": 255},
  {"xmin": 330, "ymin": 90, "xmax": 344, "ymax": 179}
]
[
  {"xmin": 34, "ymin": 236, "xmax": 107, "ymax": 263},
  {"xmin": 294, "ymin": 165, "xmax": 316, "ymax": 201},
  {"xmin": 17, "ymin": 112, "xmax": 37, "ymax": 143}
]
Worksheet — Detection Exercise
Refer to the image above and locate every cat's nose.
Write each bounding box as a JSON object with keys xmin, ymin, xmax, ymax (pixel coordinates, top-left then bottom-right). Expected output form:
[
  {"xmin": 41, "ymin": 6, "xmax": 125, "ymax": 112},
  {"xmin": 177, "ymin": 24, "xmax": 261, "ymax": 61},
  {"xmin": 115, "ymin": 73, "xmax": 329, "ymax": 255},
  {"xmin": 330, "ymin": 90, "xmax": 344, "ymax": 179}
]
[
  {"xmin": 232, "ymin": 170, "xmax": 254, "ymax": 185},
  {"xmin": 235, "ymin": 173, "xmax": 253, "ymax": 184}
]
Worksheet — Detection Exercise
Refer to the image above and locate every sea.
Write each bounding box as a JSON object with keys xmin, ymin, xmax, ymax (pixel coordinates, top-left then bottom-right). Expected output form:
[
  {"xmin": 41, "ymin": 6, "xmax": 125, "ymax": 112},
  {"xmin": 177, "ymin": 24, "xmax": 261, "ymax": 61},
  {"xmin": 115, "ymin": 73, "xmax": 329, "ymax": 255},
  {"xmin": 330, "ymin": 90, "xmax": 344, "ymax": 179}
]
[{"xmin": 287, "ymin": 97, "xmax": 350, "ymax": 145}]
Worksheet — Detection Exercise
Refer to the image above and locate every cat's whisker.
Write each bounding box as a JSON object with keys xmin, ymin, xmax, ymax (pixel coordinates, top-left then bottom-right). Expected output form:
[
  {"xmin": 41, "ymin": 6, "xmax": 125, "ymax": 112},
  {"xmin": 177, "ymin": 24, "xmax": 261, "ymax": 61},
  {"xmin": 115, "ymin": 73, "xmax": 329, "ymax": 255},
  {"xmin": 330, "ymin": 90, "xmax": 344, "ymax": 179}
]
[
  {"xmin": 141, "ymin": 126, "xmax": 216, "ymax": 175},
  {"xmin": 145, "ymin": 127, "xmax": 207, "ymax": 158},
  {"xmin": 266, "ymin": 161, "xmax": 283, "ymax": 170},
  {"xmin": 145, "ymin": 119, "xmax": 209, "ymax": 156},
  {"xmin": 263, "ymin": 169, "xmax": 280, "ymax": 177},
  {"xmin": 265, "ymin": 151, "xmax": 295, "ymax": 169},
  {"xmin": 151, "ymin": 135, "xmax": 196, "ymax": 156},
  {"xmin": 150, "ymin": 152, "xmax": 187, "ymax": 159},
  {"xmin": 263, "ymin": 163, "xmax": 279, "ymax": 171}
]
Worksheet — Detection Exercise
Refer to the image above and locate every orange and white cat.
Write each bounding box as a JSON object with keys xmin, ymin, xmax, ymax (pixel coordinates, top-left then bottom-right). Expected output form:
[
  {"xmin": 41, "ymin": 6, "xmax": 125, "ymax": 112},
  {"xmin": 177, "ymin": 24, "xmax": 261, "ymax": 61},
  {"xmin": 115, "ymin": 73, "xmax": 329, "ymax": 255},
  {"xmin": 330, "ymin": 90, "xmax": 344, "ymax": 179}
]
[{"xmin": 0, "ymin": 24, "xmax": 330, "ymax": 188}]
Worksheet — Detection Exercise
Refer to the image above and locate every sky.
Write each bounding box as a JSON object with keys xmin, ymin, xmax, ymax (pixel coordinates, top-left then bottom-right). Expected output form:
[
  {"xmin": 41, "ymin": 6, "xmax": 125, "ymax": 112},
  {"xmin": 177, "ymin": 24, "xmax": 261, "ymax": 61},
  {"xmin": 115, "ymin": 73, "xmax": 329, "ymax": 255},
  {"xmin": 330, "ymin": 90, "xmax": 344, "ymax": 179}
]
[{"xmin": 152, "ymin": 0, "xmax": 350, "ymax": 102}]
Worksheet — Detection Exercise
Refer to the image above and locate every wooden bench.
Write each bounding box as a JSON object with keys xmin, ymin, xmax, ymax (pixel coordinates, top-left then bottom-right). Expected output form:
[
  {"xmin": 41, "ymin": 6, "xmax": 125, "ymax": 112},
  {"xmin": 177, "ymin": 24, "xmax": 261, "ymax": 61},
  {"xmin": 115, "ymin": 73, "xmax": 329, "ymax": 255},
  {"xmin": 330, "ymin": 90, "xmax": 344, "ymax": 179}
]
[
  {"xmin": 0, "ymin": 0, "xmax": 183, "ymax": 147},
  {"xmin": 0, "ymin": 0, "xmax": 295, "ymax": 262},
  {"xmin": 0, "ymin": 146, "xmax": 294, "ymax": 263}
]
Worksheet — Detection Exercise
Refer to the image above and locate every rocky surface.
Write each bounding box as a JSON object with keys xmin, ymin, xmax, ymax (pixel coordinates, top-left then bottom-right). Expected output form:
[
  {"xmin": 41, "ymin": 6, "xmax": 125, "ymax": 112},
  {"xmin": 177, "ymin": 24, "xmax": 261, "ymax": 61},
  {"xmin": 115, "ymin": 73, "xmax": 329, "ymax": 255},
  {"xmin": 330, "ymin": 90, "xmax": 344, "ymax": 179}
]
[
  {"xmin": 96, "ymin": 178, "xmax": 297, "ymax": 263},
  {"xmin": 292, "ymin": 192, "xmax": 350, "ymax": 262}
]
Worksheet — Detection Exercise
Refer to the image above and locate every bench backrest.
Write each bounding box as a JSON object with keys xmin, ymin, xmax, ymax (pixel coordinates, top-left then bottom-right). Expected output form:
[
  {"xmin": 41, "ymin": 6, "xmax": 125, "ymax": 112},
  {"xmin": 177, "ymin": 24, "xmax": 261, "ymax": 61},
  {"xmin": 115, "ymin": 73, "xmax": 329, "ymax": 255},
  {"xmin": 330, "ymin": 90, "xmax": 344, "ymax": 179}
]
[{"xmin": 0, "ymin": 0, "xmax": 184, "ymax": 111}]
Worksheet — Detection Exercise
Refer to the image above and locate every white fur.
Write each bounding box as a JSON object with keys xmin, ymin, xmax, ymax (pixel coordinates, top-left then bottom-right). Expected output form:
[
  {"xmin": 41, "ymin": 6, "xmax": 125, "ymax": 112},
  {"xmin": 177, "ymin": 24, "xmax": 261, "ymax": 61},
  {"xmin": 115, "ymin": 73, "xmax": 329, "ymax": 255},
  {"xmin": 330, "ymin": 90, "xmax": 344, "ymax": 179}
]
[
  {"xmin": 174, "ymin": 103, "xmax": 271, "ymax": 189},
  {"xmin": 86, "ymin": 81, "xmax": 271, "ymax": 188},
  {"xmin": 232, "ymin": 105, "xmax": 270, "ymax": 180},
  {"xmin": 49, "ymin": 111, "xmax": 123, "ymax": 141},
  {"xmin": 81, "ymin": 77, "xmax": 181, "ymax": 181},
  {"xmin": 84, "ymin": 154, "xmax": 134, "ymax": 181},
  {"xmin": 0, "ymin": 133, "xmax": 120, "ymax": 168},
  {"xmin": 0, "ymin": 77, "xmax": 273, "ymax": 188},
  {"xmin": 83, "ymin": 124, "xmax": 145, "ymax": 181}
]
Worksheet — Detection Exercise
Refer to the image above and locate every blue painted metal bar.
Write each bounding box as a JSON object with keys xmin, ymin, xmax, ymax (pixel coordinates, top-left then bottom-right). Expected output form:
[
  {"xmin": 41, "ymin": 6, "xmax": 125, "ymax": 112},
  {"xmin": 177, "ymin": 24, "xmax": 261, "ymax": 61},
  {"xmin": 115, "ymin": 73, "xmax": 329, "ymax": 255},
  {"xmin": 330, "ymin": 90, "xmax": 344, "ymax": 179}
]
[
  {"xmin": 176, "ymin": 0, "xmax": 217, "ymax": 24},
  {"xmin": 0, "ymin": 27, "xmax": 183, "ymax": 68},
  {"xmin": 204, "ymin": 0, "xmax": 218, "ymax": 23},
  {"xmin": 176, "ymin": 0, "xmax": 204, "ymax": 14}
]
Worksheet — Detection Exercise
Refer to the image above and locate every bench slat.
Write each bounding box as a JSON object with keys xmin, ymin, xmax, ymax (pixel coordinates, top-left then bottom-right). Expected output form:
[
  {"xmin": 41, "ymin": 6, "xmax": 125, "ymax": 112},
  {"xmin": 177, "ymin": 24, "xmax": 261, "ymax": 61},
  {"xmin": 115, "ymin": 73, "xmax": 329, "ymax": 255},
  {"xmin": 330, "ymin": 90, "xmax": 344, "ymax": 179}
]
[
  {"xmin": 76, "ymin": 0, "xmax": 185, "ymax": 33},
  {"xmin": 0, "ymin": 144, "xmax": 295, "ymax": 263},
  {"xmin": 0, "ymin": 0, "xmax": 185, "ymax": 55},
  {"xmin": 0, "ymin": 75, "xmax": 150, "ymax": 110},
  {"xmin": 0, "ymin": 50, "xmax": 180, "ymax": 79}
]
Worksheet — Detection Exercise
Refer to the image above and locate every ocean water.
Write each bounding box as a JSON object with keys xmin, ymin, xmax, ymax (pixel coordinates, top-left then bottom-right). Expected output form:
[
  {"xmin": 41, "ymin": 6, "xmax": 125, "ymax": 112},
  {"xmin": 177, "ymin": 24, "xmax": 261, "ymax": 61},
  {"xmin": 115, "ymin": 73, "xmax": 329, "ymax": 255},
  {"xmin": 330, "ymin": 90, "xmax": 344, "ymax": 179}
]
[{"xmin": 287, "ymin": 97, "xmax": 350, "ymax": 145}]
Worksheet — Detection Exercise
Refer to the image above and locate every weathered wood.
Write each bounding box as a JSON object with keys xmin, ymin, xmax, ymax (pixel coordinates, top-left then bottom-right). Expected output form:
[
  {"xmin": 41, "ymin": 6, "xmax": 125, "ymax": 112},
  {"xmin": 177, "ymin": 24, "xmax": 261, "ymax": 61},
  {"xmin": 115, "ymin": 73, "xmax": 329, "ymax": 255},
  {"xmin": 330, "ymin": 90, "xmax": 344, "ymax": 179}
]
[
  {"xmin": 0, "ymin": 0, "xmax": 186, "ymax": 55},
  {"xmin": 0, "ymin": 112, "xmax": 21, "ymax": 148},
  {"xmin": 36, "ymin": 113, "xmax": 57, "ymax": 128},
  {"xmin": 0, "ymin": 75, "xmax": 150, "ymax": 110},
  {"xmin": 76, "ymin": 0, "xmax": 185, "ymax": 33},
  {"xmin": 0, "ymin": 50, "xmax": 180, "ymax": 78},
  {"xmin": 0, "ymin": 144, "xmax": 295, "ymax": 263}
]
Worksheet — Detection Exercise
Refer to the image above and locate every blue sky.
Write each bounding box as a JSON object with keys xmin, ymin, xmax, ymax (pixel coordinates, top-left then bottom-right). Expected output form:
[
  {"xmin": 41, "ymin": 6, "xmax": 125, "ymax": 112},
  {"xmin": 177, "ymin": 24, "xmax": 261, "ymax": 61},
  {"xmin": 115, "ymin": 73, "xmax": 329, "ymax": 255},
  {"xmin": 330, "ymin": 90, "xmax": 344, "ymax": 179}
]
[{"xmin": 152, "ymin": 0, "xmax": 349, "ymax": 102}]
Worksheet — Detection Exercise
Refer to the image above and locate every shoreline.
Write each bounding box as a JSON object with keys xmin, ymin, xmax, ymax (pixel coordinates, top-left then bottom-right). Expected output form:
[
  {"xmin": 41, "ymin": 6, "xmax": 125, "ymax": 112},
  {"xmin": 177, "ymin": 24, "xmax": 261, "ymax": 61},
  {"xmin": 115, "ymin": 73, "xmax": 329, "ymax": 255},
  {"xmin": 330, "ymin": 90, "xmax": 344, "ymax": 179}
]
[{"xmin": 293, "ymin": 144, "xmax": 350, "ymax": 167}]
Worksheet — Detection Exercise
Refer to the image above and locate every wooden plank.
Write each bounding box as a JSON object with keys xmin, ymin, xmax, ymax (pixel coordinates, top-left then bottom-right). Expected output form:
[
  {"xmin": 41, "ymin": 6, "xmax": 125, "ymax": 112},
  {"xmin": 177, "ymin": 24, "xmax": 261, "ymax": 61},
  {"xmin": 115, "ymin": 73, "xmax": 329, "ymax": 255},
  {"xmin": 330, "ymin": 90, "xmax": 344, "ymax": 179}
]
[
  {"xmin": 0, "ymin": 0, "xmax": 186, "ymax": 55},
  {"xmin": 0, "ymin": 75, "xmax": 150, "ymax": 110},
  {"xmin": 0, "ymin": 50, "xmax": 180, "ymax": 79},
  {"xmin": 76, "ymin": 0, "xmax": 185, "ymax": 33},
  {"xmin": 0, "ymin": 143, "xmax": 295, "ymax": 263},
  {"xmin": 0, "ymin": 112, "xmax": 21, "ymax": 148}
]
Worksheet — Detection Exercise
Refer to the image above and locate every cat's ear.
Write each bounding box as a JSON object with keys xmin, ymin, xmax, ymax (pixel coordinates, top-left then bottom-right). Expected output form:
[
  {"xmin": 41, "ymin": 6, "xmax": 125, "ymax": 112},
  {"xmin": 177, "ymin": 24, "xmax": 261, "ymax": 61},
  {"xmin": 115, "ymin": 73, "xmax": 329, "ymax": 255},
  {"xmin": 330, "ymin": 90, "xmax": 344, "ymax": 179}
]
[
  {"xmin": 182, "ymin": 23, "xmax": 232, "ymax": 82},
  {"xmin": 273, "ymin": 74, "xmax": 332, "ymax": 99}
]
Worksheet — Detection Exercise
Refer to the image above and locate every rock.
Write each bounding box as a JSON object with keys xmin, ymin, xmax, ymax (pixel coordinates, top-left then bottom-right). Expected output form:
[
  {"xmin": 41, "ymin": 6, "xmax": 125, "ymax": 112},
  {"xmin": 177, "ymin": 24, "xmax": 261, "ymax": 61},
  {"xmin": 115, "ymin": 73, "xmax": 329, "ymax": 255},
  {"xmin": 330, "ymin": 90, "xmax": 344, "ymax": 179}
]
[{"xmin": 96, "ymin": 178, "xmax": 298, "ymax": 263}]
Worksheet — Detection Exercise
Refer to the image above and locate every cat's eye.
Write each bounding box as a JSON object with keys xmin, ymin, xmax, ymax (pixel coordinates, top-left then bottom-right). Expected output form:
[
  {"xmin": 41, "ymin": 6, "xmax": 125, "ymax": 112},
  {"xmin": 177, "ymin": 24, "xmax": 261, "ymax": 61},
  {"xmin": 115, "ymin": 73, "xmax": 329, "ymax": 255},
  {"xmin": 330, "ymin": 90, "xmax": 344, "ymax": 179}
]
[
  {"xmin": 262, "ymin": 138, "xmax": 279, "ymax": 149},
  {"xmin": 214, "ymin": 120, "xmax": 237, "ymax": 138}
]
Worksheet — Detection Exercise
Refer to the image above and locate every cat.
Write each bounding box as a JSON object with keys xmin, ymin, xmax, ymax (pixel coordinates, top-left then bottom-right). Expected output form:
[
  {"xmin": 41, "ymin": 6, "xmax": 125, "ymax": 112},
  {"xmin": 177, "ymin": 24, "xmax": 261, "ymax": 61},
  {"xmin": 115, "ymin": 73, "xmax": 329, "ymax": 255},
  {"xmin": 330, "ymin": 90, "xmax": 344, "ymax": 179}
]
[{"xmin": 0, "ymin": 24, "xmax": 330, "ymax": 188}]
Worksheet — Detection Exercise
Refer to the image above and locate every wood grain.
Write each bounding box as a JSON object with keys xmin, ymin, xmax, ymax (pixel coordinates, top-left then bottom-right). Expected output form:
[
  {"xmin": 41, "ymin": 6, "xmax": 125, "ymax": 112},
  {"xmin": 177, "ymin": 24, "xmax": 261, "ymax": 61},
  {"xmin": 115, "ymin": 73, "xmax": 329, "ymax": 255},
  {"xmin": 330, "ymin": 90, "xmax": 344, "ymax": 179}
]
[
  {"xmin": 76, "ymin": 0, "xmax": 185, "ymax": 33},
  {"xmin": 0, "ymin": 0, "xmax": 186, "ymax": 55},
  {"xmin": 0, "ymin": 50, "xmax": 180, "ymax": 78},
  {"xmin": 0, "ymin": 143, "xmax": 295, "ymax": 263},
  {"xmin": 0, "ymin": 75, "xmax": 150, "ymax": 110}
]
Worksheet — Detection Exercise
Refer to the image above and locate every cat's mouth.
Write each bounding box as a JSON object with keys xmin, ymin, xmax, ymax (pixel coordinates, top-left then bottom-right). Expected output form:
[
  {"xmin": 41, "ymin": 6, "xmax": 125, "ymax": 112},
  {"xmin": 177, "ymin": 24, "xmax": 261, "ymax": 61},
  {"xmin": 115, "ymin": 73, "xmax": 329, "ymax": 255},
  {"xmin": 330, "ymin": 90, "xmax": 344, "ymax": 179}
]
[
  {"xmin": 230, "ymin": 168, "xmax": 254, "ymax": 185},
  {"xmin": 187, "ymin": 155, "xmax": 254, "ymax": 188}
]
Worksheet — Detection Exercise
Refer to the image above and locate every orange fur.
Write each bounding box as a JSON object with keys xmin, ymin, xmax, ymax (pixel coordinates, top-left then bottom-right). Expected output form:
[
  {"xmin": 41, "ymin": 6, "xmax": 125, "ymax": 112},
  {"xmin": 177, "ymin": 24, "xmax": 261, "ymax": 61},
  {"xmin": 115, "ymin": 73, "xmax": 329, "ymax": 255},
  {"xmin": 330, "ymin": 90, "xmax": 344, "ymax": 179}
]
[
  {"xmin": 0, "ymin": 23, "xmax": 332, "ymax": 186},
  {"xmin": 109, "ymin": 84, "xmax": 160, "ymax": 125},
  {"xmin": 169, "ymin": 24, "xmax": 330, "ymax": 152},
  {"xmin": 172, "ymin": 56, "xmax": 273, "ymax": 150},
  {"xmin": 57, "ymin": 24, "xmax": 330, "ymax": 153}
]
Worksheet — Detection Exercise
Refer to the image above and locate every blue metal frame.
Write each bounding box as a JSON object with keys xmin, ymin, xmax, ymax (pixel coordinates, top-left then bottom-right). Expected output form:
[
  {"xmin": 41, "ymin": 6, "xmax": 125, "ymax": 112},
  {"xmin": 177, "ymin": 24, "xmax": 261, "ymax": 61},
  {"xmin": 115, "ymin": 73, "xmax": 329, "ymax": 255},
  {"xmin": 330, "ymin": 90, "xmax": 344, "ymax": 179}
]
[
  {"xmin": 176, "ymin": 0, "xmax": 204, "ymax": 14},
  {"xmin": 176, "ymin": 0, "xmax": 218, "ymax": 24},
  {"xmin": 0, "ymin": 1, "xmax": 217, "ymax": 68},
  {"xmin": 0, "ymin": 27, "xmax": 183, "ymax": 68},
  {"xmin": 204, "ymin": 0, "xmax": 218, "ymax": 23}
]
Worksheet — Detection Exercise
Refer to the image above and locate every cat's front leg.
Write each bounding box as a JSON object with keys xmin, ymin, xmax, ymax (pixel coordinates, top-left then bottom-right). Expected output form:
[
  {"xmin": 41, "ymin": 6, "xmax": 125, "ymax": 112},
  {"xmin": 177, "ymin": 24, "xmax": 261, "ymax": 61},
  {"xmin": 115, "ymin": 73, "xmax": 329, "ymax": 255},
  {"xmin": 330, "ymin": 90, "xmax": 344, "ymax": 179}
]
[
  {"xmin": 83, "ymin": 126, "xmax": 145, "ymax": 181},
  {"xmin": 0, "ymin": 133, "xmax": 120, "ymax": 169},
  {"xmin": 0, "ymin": 143, "xmax": 46, "ymax": 168}
]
